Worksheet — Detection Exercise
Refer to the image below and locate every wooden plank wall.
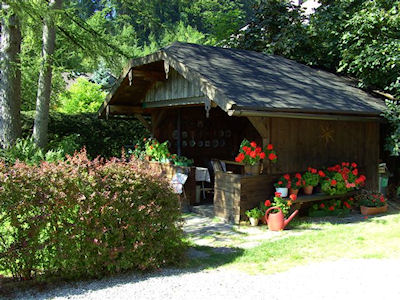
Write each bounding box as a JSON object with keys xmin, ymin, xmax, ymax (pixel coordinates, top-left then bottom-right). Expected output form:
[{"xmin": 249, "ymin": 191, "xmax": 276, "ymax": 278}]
[
  {"xmin": 214, "ymin": 172, "xmax": 275, "ymax": 224},
  {"xmin": 214, "ymin": 172, "xmax": 242, "ymax": 223},
  {"xmin": 239, "ymin": 175, "xmax": 275, "ymax": 219},
  {"xmin": 144, "ymin": 68, "xmax": 203, "ymax": 103},
  {"xmin": 265, "ymin": 117, "xmax": 379, "ymax": 189}
]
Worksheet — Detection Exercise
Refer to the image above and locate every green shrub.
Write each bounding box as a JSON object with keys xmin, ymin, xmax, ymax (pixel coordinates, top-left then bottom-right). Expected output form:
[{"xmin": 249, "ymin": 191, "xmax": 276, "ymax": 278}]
[
  {"xmin": 21, "ymin": 111, "xmax": 148, "ymax": 158},
  {"xmin": 0, "ymin": 151, "xmax": 185, "ymax": 280},
  {"xmin": 0, "ymin": 135, "xmax": 79, "ymax": 165}
]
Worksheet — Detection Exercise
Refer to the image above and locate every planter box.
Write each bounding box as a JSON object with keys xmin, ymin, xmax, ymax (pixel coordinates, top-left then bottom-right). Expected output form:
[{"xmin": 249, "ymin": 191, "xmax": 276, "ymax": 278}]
[{"xmin": 360, "ymin": 205, "xmax": 388, "ymax": 216}]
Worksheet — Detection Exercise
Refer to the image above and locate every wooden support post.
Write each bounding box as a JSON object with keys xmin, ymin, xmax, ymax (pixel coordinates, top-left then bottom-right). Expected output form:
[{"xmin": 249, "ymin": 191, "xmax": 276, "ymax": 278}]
[
  {"xmin": 177, "ymin": 109, "xmax": 182, "ymax": 156},
  {"xmin": 151, "ymin": 111, "xmax": 166, "ymax": 138},
  {"xmin": 134, "ymin": 113, "xmax": 152, "ymax": 132}
]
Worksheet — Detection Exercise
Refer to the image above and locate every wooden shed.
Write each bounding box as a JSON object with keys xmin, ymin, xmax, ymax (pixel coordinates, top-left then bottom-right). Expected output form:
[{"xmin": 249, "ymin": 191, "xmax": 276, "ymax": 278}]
[{"xmin": 98, "ymin": 42, "xmax": 386, "ymax": 223}]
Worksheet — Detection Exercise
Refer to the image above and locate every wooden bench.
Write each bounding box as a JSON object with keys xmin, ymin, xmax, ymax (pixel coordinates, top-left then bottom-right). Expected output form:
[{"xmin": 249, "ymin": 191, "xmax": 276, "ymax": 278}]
[{"xmin": 292, "ymin": 191, "xmax": 356, "ymax": 210}]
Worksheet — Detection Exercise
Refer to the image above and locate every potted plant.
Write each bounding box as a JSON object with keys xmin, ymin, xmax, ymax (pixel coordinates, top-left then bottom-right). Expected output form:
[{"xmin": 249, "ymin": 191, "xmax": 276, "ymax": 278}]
[
  {"xmin": 263, "ymin": 193, "xmax": 299, "ymax": 231},
  {"xmin": 235, "ymin": 139, "xmax": 277, "ymax": 176},
  {"xmin": 289, "ymin": 173, "xmax": 303, "ymax": 196},
  {"xmin": 145, "ymin": 139, "xmax": 171, "ymax": 163},
  {"xmin": 355, "ymin": 190, "xmax": 388, "ymax": 215},
  {"xmin": 274, "ymin": 174, "xmax": 290, "ymax": 197},
  {"xmin": 308, "ymin": 198, "xmax": 353, "ymax": 217},
  {"xmin": 302, "ymin": 167, "xmax": 319, "ymax": 195},
  {"xmin": 171, "ymin": 155, "xmax": 194, "ymax": 167},
  {"xmin": 245, "ymin": 208, "xmax": 263, "ymax": 226},
  {"xmin": 322, "ymin": 162, "xmax": 366, "ymax": 195}
]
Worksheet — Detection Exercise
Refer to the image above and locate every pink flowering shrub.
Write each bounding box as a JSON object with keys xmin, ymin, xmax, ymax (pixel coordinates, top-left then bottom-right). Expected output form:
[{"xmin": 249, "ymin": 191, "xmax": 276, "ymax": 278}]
[{"xmin": 0, "ymin": 150, "xmax": 185, "ymax": 280}]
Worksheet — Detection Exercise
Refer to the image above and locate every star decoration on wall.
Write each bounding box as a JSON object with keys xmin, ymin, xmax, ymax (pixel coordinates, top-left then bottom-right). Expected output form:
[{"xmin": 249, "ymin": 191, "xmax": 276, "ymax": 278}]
[{"xmin": 320, "ymin": 125, "xmax": 335, "ymax": 146}]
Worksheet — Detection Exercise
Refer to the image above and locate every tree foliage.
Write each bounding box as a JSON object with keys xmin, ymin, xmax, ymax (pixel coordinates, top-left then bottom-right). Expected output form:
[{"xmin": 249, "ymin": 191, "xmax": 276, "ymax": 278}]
[
  {"xmin": 58, "ymin": 78, "xmax": 106, "ymax": 114},
  {"xmin": 228, "ymin": 0, "xmax": 400, "ymax": 155}
]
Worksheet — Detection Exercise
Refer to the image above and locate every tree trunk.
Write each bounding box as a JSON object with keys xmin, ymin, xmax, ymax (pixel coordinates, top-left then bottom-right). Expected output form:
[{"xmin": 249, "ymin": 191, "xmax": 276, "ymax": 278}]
[
  {"xmin": 0, "ymin": 3, "xmax": 22, "ymax": 148},
  {"xmin": 33, "ymin": 0, "xmax": 62, "ymax": 148}
]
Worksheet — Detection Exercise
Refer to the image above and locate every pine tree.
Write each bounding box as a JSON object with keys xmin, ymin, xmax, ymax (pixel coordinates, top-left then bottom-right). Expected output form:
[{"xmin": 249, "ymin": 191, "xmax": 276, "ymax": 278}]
[
  {"xmin": 33, "ymin": 0, "xmax": 62, "ymax": 148},
  {"xmin": 0, "ymin": 2, "xmax": 22, "ymax": 148}
]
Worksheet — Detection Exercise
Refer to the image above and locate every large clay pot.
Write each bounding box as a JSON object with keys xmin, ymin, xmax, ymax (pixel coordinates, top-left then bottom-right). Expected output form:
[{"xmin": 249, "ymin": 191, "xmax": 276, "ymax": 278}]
[
  {"xmin": 303, "ymin": 185, "xmax": 314, "ymax": 195},
  {"xmin": 289, "ymin": 188, "xmax": 299, "ymax": 196},
  {"xmin": 360, "ymin": 205, "xmax": 388, "ymax": 216},
  {"xmin": 275, "ymin": 187, "xmax": 288, "ymax": 198},
  {"xmin": 244, "ymin": 164, "xmax": 261, "ymax": 176}
]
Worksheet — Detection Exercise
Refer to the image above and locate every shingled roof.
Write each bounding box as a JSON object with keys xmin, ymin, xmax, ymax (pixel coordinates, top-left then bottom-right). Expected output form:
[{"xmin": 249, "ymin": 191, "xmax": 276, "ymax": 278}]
[{"xmin": 98, "ymin": 42, "xmax": 385, "ymax": 118}]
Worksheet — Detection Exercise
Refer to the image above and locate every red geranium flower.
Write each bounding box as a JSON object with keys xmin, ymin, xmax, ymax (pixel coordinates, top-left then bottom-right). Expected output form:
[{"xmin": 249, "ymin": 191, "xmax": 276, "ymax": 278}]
[
  {"xmin": 275, "ymin": 192, "xmax": 282, "ymax": 197},
  {"xmin": 265, "ymin": 200, "xmax": 271, "ymax": 206},
  {"xmin": 343, "ymin": 201, "xmax": 351, "ymax": 209},
  {"xmin": 250, "ymin": 141, "xmax": 257, "ymax": 148},
  {"xmin": 331, "ymin": 179, "xmax": 337, "ymax": 186},
  {"xmin": 318, "ymin": 170, "xmax": 326, "ymax": 177},
  {"xmin": 328, "ymin": 206, "xmax": 335, "ymax": 211},
  {"xmin": 352, "ymin": 169, "xmax": 358, "ymax": 176},
  {"xmin": 278, "ymin": 181, "xmax": 283, "ymax": 185},
  {"xmin": 320, "ymin": 203, "xmax": 325, "ymax": 208},
  {"xmin": 267, "ymin": 144, "xmax": 273, "ymax": 150},
  {"xmin": 380, "ymin": 196, "xmax": 385, "ymax": 203},
  {"xmin": 250, "ymin": 151, "xmax": 257, "ymax": 158},
  {"xmin": 283, "ymin": 174, "xmax": 290, "ymax": 180},
  {"xmin": 235, "ymin": 153, "xmax": 245, "ymax": 162},
  {"xmin": 255, "ymin": 147, "xmax": 262, "ymax": 153},
  {"xmin": 351, "ymin": 162, "xmax": 357, "ymax": 168},
  {"xmin": 289, "ymin": 194, "xmax": 297, "ymax": 201},
  {"xmin": 268, "ymin": 153, "xmax": 277, "ymax": 161},
  {"xmin": 295, "ymin": 173, "xmax": 302, "ymax": 179},
  {"xmin": 259, "ymin": 152, "xmax": 266, "ymax": 159}
]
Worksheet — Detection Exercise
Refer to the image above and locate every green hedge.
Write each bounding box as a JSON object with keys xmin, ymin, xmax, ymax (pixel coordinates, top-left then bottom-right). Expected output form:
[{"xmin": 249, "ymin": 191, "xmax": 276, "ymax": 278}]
[
  {"xmin": 0, "ymin": 151, "xmax": 185, "ymax": 280},
  {"xmin": 21, "ymin": 111, "xmax": 148, "ymax": 158}
]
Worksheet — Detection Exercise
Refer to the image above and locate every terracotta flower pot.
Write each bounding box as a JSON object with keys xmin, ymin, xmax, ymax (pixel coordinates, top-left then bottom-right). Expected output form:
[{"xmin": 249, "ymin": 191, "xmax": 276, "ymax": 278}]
[
  {"xmin": 289, "ymin": 188, "xmax": 299, "ymax": 196},
  {"xmin": 360, "ymin": 205, "xmax": 388, "ymax": 216},
  {"xmin": 303, "ymin": 185, "xmax": 314, "ymax": 195},
  {"xmin": 244, "ymin": 164, "xmax": 261, "ymax": 176}
]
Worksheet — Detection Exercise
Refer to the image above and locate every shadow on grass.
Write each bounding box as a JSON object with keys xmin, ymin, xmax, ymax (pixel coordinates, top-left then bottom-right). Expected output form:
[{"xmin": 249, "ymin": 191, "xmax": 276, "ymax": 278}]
[
  {"xmin": 184, "ymin": 245, "xmax": 245, "ymax": 270},
  {"xmin": 0, "ymin": 245, "xmax": 245, "ymax": 299},
  {"xmin": 288, "ymin": 204, "xmax": 400, "ymax": 231}
]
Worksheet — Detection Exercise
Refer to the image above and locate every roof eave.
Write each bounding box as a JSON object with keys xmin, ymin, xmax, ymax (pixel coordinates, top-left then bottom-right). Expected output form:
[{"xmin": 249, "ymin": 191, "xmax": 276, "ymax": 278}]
[{"xmin": 228, "ymin": 108, "xmax": 382, "ymax": 122}]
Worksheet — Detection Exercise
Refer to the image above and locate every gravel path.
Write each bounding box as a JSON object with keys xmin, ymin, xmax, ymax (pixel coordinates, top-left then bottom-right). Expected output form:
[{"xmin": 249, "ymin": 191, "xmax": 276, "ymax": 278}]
[{"xmin": 16, "ymin": 258, "xmax": 400, "ymax": 300}]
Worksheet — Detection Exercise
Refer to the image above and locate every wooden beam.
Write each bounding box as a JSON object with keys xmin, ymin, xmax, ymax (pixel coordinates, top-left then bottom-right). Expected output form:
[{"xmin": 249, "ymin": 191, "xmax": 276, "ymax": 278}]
[
  {"xmin": 132, "ymin": 70, "xmax": 166, "ymax": 82},
  {"xmin": 143, "ymin": 96, "xmax": 208, "ymax": 108},
  {"xmin": 108, "ymin": 105, "xmax": 144, "ymax": 115}
]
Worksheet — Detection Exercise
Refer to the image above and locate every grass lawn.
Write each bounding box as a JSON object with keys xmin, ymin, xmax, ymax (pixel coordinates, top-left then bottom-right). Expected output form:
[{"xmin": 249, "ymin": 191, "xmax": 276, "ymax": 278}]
[{"xmin": 188, "ymin": 212, "xmax": 400, "ymax": 274}]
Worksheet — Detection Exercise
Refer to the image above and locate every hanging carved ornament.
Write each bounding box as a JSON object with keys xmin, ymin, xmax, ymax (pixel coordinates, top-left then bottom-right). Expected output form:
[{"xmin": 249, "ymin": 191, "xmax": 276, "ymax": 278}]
[
  {"xmin": 128, "ymin": 68, "xmax": 133, "ymax": 86},
  {"xmin": 204, "ymin": 98, "xmax": 211, "ymax": 118},
  {"xmin": 164, "ymin": 61, "xmax": 170, "ymax": 79},
  {"xmin": 320, "ymin": 125, "xmax": 335, "ymax": 146}
]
